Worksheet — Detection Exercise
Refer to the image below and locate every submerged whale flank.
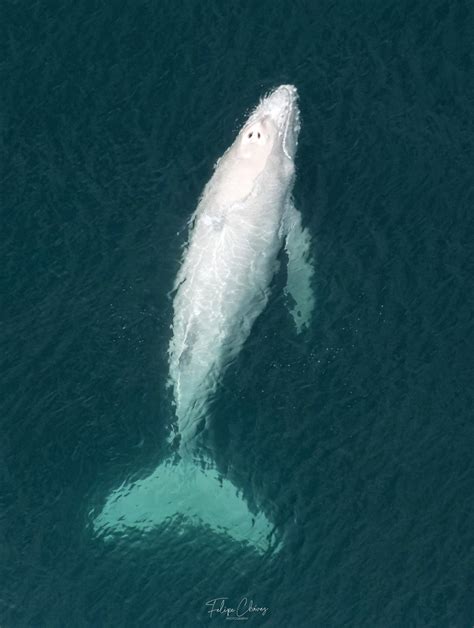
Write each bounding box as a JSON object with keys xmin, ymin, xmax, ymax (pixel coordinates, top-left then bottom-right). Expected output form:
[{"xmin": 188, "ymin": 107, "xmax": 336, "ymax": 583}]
[
  {"xmin": 91, "ymin": 86, "xmax": 314, "ymax": 554},
  {"xmin": 169, "ymin": 84, "xmax": 315, "ymax": 454}
]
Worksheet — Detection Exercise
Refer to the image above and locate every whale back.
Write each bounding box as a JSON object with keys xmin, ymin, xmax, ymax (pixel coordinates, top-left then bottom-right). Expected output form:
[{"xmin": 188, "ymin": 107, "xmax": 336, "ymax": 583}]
[{"xmin": 169, "ymin": 86, "xmax": 301, "ymax": 455}]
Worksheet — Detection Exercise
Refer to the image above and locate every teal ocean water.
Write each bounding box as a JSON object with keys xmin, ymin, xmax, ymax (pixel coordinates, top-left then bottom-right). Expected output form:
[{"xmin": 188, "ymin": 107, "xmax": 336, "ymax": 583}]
[{"xmin": 2, "ymin": 1, "xmax": 473, "ymax": 626}]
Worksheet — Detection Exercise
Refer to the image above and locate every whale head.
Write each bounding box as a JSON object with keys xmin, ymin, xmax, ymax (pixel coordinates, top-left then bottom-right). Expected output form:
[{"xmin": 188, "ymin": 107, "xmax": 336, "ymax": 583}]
[
  {"xmin": 239, "ymin": 84, "xmax": 300, "ymax": 162},
  {"xmin": 207, "ymin": 85, "xmax": 300, "ymax": 204},
  {"xmin": 213, "ymin": 85, "xmax": 299, "ymax": 202}
]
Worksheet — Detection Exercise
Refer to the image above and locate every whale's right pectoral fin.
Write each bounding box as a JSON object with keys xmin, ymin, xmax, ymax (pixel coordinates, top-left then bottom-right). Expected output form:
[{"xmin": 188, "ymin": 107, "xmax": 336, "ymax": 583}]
[{"xmin": 283, "ymin": 202, "xmax": 315, "ymax": 333}]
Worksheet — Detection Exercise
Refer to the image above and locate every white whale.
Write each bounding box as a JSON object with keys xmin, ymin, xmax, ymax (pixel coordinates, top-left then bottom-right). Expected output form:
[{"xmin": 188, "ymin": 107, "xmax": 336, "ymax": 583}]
[
  {"xmin": 169, "ymin": 84, "xmax": 314, "ymax": 455},
  {"xmin": 90, "ymin": 86, "xmax": 314, "ymax": 554}
]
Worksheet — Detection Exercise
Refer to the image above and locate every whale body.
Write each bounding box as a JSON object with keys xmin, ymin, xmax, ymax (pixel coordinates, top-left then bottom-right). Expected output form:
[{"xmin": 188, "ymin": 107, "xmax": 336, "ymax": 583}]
[
  {"xmin": 90, "ymin": 86, "xmax": 314, "ymax": 554},
  {"xmin": 169, "ymin": 85, "xmax": 314, "ymax": 454}
]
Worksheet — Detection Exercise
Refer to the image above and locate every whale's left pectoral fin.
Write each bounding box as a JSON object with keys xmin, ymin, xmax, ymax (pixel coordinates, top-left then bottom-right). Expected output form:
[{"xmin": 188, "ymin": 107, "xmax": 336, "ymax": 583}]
[{"xmin": 283, "ymin": 203, "xmax": 315, "ymax": 333}]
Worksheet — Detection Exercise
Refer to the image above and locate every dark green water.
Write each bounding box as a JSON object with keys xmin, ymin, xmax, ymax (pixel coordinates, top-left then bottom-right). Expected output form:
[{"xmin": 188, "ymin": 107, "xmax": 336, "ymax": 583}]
[{"xmin": 2, "ymin": 1, "xmax": 474, "ymax": 626}]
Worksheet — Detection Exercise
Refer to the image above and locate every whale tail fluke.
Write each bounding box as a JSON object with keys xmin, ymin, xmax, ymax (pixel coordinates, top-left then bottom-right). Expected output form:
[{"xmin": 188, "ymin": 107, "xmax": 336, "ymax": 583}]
[{"xmin": 90, "ymin": 455, "xmax": 280, "ymax": 554}]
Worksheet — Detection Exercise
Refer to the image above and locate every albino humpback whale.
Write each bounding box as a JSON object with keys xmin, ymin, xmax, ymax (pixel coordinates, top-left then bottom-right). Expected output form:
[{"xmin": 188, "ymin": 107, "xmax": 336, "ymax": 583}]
[
  {"xmin": 169, "ymin": 84, "xmax": 314, "ymax": 455},
  {"xmin": 90, "ymin": 86, "xmax": 314, "ymax": 554}
]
